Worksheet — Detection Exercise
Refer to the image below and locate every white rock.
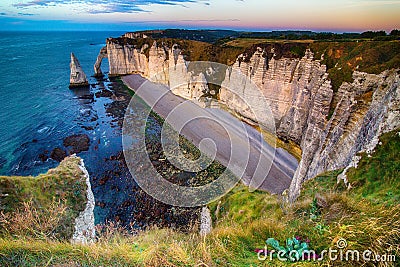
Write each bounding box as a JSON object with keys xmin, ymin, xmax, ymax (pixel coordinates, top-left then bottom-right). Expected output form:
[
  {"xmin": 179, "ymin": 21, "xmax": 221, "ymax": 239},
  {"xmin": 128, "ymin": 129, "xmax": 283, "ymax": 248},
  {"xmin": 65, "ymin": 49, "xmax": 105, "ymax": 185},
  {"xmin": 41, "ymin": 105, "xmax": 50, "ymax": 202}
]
[
  {"xmin": 200, "ymin": 206, "xmax": 212, "ymax": 236},
  {"xmin": 72, "ymin": 157, "xmax": 96, "ymax": 245},
  {"xmin": 69, "ymin": 53, "xmax": 88, "ymax": 88}
]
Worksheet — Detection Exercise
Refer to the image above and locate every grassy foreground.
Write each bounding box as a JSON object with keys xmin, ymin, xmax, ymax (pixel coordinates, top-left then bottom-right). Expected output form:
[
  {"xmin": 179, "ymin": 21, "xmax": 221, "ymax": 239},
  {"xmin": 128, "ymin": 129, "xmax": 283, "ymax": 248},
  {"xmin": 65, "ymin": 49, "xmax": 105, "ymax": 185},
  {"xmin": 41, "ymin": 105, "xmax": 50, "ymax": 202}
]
[
  {"xmin": 0, "ymin": 130, "xmax": 399, "ymax": 266},
  {"xmin": 0, "ymin": 156, "xmax": 87, "ymax": 241}
]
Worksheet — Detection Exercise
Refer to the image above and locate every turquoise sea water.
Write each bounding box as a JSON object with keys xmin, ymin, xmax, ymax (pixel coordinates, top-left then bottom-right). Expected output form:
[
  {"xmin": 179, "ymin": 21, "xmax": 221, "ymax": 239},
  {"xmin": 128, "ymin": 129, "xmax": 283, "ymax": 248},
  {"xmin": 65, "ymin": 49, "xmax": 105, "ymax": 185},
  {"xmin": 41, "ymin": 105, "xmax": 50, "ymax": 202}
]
[
  {"xmin": 0, "ymin": 31, "xmax": 201, "ymax": 228},
  {"xmin": 0, "ymin": 31, "xmax": 124, "ymax": 176}
]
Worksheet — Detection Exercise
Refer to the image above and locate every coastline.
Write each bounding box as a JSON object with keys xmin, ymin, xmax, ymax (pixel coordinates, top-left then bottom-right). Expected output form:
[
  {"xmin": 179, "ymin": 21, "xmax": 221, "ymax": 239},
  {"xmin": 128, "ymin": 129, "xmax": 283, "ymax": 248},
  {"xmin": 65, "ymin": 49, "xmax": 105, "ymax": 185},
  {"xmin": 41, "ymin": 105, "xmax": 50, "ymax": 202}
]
[
  {"xmin": 1, "ymin": 28, "xmax": 399, "ymax": 266},
  {"xmin": 122, "ymin": 74, "xmax": 298, "ymax": 194}
]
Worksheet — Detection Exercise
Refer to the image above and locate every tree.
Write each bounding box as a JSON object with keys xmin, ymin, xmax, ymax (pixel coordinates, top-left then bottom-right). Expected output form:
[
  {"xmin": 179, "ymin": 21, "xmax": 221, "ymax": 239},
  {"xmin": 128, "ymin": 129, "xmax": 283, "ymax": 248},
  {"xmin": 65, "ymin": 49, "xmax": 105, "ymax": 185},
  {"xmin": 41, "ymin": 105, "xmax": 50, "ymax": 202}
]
[
  {"xmin": 360, "ymin": 31, "xmax": 386, "ymax": 39},
  {"xmin": 390, "ymin": 29, "xmax": 400, "ymax": 36}
]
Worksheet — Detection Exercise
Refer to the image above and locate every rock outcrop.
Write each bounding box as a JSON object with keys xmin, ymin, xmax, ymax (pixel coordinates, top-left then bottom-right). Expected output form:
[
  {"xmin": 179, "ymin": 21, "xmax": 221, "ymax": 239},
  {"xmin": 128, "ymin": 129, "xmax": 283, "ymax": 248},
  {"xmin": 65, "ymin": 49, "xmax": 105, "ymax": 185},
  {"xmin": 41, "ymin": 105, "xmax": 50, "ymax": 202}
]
[
  {"xmin": 69, "ymin": 53, "xmax": 89, "ymax": 88},
  {"xmin": 94, "ymin": 46, "xmax": 107, "ymax": 77},
  {"xmin": 200, "ymin": 206, "xmax": 212, "ymax": 236},
  {"xmin": 289, "ymin": 69, "xmax": 400, "ymax": 200},
  {"xmin": 72, "ymin": 157, "xmax": 96, "ymax": 244},
  {"xmin": 63, "ymin": 134, "xmax": 90, "ymax": 154}
]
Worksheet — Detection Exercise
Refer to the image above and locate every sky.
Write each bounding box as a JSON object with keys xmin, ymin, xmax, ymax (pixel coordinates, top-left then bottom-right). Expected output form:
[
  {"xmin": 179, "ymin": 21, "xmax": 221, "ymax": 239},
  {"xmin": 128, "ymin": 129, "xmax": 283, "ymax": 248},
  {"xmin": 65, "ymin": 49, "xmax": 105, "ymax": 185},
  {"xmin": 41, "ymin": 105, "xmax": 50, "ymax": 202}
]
[{"xmin": 0, "ymin": 0, "xmax": 399, "ymax": 32}]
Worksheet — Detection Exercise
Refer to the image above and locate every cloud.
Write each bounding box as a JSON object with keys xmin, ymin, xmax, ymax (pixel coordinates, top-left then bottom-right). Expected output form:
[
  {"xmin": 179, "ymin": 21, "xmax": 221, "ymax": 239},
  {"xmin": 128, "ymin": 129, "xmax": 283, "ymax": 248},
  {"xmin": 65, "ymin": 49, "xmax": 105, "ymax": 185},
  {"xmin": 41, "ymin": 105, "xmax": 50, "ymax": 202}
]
[
  {"xmin": 180, "ymin": 19, "xmax": 240, "ymax": 22},
  {"xmin": 345, "ymin": 0, "xmax": 400, "ymax": 8},
  {"xmin": 17, "ymin": 12, "xmax": 35, "ymax": 16},
  {"xmin": 122, "ymin": 18, "xmax": 240, "ymax": 24},
  {"xmin": 13, "ymin": 0, "xmax": 208, "ymax": 14},
  {"xmin": 13, "ymin": 0, "xmax": 57, "ymax": 8}
]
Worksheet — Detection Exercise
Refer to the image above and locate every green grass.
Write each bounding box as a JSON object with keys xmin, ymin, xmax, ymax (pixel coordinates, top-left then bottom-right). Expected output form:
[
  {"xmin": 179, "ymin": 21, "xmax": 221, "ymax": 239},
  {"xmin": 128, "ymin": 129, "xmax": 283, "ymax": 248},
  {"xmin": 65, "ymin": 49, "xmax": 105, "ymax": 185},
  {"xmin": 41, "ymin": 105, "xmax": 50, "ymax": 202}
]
[
  {"xmin": 346, "ymin": 131, "xmax": 400, "ymax": 206},
  {"xmin": 0, "ymin": 156, "xmax": 87, "ymax": 240},
  {"xmin": 310, "ymin": 40, "xmax": 400, "ymax": 91},
  {"xmin": 0, "ymin": 130, "xmax": 398, "ymax": 266}
]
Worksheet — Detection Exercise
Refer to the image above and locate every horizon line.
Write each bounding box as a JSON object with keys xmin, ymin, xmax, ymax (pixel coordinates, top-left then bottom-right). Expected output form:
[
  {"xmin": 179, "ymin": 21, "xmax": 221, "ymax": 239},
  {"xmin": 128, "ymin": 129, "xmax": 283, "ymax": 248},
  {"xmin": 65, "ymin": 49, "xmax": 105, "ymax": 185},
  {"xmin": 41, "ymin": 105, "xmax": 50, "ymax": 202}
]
[{"xmin": 0, "ymin": 28, "xmax": 396, "ymax": 34}]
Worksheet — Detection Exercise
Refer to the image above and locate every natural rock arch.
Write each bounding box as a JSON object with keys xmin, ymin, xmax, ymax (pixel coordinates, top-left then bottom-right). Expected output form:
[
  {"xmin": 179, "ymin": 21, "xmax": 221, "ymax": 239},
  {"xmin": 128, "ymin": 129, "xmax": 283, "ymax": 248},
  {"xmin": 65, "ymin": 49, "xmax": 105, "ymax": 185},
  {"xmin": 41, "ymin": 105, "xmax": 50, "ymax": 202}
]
[{"xmin": 94, "ymin": 46, "xmax": 108, "ymax": 77}]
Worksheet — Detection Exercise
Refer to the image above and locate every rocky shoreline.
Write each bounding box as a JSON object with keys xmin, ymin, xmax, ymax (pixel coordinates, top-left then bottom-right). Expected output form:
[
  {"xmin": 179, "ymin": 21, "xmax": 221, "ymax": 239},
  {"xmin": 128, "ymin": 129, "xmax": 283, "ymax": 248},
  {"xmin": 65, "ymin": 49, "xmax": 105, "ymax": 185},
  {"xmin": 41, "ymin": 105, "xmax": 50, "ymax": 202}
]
[{"xmin": 68, "ymin": 76, "xmax": 226, "ymax": 230}]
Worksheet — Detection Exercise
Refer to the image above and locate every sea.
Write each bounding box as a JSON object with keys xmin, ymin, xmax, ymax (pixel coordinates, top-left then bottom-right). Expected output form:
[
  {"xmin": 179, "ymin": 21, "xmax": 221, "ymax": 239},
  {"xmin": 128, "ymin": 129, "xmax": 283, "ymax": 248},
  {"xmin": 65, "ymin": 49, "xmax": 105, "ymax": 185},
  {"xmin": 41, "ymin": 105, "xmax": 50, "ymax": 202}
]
[
  {"xmin": 0, "ymin": 31, "xmax": 200, "ymax": 228},
  {"xmin": 0, "ymin": 31, "xmax": 131, "ymax": 225},
  {"xmin": 0, "ymin": 31, "xmax": 124, "ymax": 176}
]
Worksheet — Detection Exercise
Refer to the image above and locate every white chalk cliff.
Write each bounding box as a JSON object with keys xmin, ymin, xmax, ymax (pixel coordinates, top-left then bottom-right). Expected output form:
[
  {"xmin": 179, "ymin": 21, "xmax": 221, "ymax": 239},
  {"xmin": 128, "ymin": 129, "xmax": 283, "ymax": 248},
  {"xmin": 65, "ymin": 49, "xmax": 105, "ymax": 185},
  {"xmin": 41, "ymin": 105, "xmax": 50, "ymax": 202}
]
[
  {"xmin": 94, "ymin": 39, "xmax": 210, "ymax": 100},
  {"xmin": 95, "ymin": 38, "xmax": 399, "ymax": 200},
  {"xmin": 70, "ymin": 53, "xmax": 89, "ymax": 88},
  {"xmin": 72, "ymin": 157, "xmax": 96, "ymax": 244},
  {"xmin": 94, "ymin": 46, "xmax": 107, "ymax": 77},
  {"xmin": 221, "ymin": 48, "xmax": 399, "ymax": 200}
]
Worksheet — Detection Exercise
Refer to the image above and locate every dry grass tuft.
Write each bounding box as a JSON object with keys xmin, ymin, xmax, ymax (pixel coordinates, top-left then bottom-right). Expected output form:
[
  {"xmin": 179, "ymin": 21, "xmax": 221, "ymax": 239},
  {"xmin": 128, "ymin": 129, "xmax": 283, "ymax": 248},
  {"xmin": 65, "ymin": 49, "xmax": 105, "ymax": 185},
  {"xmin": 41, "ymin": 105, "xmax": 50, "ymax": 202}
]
[{"xmin": 0, "ymin": 199, "xmax": 68, "ymax": 240}]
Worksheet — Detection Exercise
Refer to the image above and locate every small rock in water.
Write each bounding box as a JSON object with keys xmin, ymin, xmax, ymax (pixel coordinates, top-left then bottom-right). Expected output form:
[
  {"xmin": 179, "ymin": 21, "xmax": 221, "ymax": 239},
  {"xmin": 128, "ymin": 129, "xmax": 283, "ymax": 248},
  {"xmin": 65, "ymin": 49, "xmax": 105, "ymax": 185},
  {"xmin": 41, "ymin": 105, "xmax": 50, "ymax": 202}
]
[
  {"xmin": 63, "ymin": 134, "xmax": 90, "ymax": 154},
  {"xmin": 95, "ymin": 89, "xmax": 113, "ymax": 98},
  {"xmin": 80, "ymin": 108, "xmax": 92, "ymax": 117},
  {"xmin": 81, "ymin": 125, "xmax": 95, "ymax": 131},
  {"xmin": 50, "ymin": 148, "xmax": 67, "ymax": 162},
  {"xmin": 38, "ymin": 153, "xmax": 49, "ymax": 162},
  {"xmin": 77, "ymin": 94, "xmax": 94, "ymax": 101},
  {"xmin": 97, "ymin": 202, "xmax": 106, "ymax": 208}
]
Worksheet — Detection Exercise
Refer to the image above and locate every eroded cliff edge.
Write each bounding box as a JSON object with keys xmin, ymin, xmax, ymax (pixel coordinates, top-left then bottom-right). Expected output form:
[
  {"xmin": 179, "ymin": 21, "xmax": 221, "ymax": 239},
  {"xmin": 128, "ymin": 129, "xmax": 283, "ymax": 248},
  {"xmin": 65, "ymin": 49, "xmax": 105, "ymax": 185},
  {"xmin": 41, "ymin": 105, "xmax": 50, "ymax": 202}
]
[
  {"xmin": 0, "ymin": 156, "xmax": 95, "ymax": 242},
  {"xmin": 95, "ymin": 37, "xmax": 399, "ymax": 200},
  {"xmin": 220, "ymin": 47, "xmax": 399, "ymax": 199}
]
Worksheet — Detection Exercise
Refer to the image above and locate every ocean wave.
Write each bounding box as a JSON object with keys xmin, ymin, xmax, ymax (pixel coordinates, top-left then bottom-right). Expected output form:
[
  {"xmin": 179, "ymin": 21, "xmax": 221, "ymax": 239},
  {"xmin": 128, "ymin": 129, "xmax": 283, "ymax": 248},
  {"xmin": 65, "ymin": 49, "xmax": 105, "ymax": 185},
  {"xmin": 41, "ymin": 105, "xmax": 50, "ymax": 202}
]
[{"xmin": 37, "ymin": 126, "xmax": 50, "ymax": 134}]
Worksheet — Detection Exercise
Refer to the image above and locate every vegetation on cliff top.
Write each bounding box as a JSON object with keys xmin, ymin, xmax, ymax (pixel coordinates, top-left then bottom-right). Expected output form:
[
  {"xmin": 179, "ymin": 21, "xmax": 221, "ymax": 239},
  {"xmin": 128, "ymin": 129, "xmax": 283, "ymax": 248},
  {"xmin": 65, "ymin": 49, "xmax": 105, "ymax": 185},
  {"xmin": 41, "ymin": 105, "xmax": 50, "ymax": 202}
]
[
  {"xmin": 0, "ymin": 156, "xmax": 86, "ymax": 241},
  {"xmin": 310, "ymin": 40, "xmax": 400, "ymax": 91},
  {"xmin": 129, "ymin": 29, "xmax": 400, "ymax": 44},
  {"xmin": 220, "ymin": 38, "xmax": 400, "ymax": 92},
  {"xmin": 110, "ymin": 36, "xmax": 243, "ymax": 66},
  {"xmin": 114, "ymin": 34, "xmax": 399, "ymax": 97},
  {"xmin": 111, "ymin": 32, "xmax": 400, "ymax": 103},
  {"xmin": 0, "ymin": 129, "xmax": 398, "ymax": 266}
]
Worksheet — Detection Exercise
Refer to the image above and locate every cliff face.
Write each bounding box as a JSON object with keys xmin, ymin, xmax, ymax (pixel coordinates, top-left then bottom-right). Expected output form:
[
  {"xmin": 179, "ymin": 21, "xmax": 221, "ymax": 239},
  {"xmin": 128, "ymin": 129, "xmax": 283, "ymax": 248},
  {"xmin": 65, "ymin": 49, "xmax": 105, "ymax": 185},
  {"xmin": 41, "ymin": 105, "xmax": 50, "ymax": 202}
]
[
  {"xmin": 168, "ymin": 44, "xmax": 208, "ymax": 100},
  {"xmin": 72, "ymin": 157, "xmax": 95, "ymax": 244},
  {"xmin": 222, "ymin": 48, "xmax": 399, "ymax": 199},
  {"xmin": 97, "ymin": 38, "xmax": 399, "ymax": 200},
  {"xmin": 221, "ymin": 48, "xmax": 333, "ymax": 140},
  {"xmin": 289, "ymin": 69, "xmax": 399, "ymax": 199},
  {"xmin": 106, "ymin": 39, "xmax": 149, "ymax": 77},
  {"xmin": 96, "ymin": 39, "xmax": 210, "ymax": 99},
  {"xmin": 148, "ymin": 41, "xmax": 169, "ymax": 85}
]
